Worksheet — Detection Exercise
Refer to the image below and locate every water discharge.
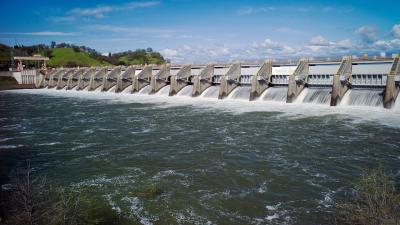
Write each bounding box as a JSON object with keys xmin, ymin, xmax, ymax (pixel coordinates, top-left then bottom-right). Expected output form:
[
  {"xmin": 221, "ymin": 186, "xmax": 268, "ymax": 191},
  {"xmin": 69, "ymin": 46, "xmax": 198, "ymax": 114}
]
[
  {"xmin": 177, "ymin": 85, "xmax": 192, "ymax": 97},
  {"xmin": 340, "ymin": 89, "xmax": 384, "ymax": 107},
  {"xmin": 155, "ymin": 85, "xmax": 170, "ymax": 96},
  {"xmin": 138, "ymin": 85, "xmax": 151, "ymax": 95},
  {"xmin": 200, "ymin": 86, "xmax": 219, "ymax": 98},
  {"xmin": 260, "ymin": 87, "xmax": 288, "ymax": 102},
  {"xmin": 295, "ymin": 88, "xmax": 331, "ymax": 105},
  {"xmin": 228, "ymin": 86, "xmax": 251, "ymax": 100}
]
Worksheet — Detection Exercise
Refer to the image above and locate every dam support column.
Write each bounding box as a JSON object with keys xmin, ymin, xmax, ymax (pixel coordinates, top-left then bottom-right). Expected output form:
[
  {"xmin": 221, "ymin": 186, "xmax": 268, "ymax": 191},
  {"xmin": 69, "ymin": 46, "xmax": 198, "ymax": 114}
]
[
  {"xmin": 249, "ymin": 61, "xmax": 273, "ymax": 101},
  {"xmin": 330, "ymin": 56, "xmax": 352, "ymax": 106},
  {"xmin": 218, "ymin": 63, "xmax": 241, "ymax": 99},
  {"xmin": 77, "ymin": 68, "xmax": 95, "ymax": 90},
  {"xmin": 149, "ymin": 64, "xmax": 171, "ymax": 94},
  {"xmin": 384, "ymin": 56, "xmax": 400, "ymax": 108},
  {"xmin": 169, "ymin": 65, "xmax": 192, "ymax": 96},
  {"xmin": 89, "ymin": 68, "xmax": 107, "ymax": 91},
  {"xmin": 286, "ymin": 60, "xmax": 309, "ymax": 103},
  {"xmin": 102, "ymin": 67, "xmax": 120, "ymax": 91},
  {"xmin": 132, "ymin": 66, "xmax": 152, "ymax": 93},
  {"xmin": 116, "ymin": 66, "xmax": 136, "ymax": 93},
  {"xmin": 66, "ymin": 69, "xmax": 83, "ymax": 90},
  {"xmin": 192, "ymin": 64, "xmax": 214, "ymax": 97}
]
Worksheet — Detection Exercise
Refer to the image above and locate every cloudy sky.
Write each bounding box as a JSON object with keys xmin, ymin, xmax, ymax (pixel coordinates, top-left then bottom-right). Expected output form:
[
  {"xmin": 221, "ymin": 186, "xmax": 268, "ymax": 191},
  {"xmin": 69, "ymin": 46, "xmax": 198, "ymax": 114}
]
[{"xmin": 1, "ymin": 0, "xmax": 399, "ymax": 63}]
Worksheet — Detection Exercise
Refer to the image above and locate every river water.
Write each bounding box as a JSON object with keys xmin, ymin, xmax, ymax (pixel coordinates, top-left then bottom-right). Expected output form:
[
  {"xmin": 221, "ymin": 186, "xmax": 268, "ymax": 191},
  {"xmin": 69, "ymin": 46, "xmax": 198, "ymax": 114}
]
[{"xmin": 1, "ymin": 88, "xmax": 400, "ymax": 225}]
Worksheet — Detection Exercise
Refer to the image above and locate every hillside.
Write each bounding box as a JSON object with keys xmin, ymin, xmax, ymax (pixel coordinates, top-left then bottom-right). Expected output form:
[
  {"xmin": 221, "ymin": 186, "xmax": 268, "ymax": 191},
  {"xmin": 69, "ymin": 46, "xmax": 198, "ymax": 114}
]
[
  {"xmin": 116, "ymin": 49, "xmax": 166, "ymax": 65},
  {"xmin": 0, "ymin": 43, "xmax": 167, "ymax": 69},
  {"xmin": 47, "ymin": 48, "xmax": 110, "ymax": 67}
]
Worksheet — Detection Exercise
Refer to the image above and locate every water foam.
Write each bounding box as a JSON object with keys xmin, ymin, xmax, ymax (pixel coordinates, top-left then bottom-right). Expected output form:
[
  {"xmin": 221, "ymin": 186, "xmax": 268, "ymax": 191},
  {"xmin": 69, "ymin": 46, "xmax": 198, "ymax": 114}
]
[
  {"xmin": 200, "ymin": 86, "xmax": 219, "ymax": 98},
  {"xmin": 155, "ymin": 85, "xmax": 170, "ymax": 96},
  {"xmin": 177, "ymin": 85, "xmax": 192, "ymax": 97},
  {"xmin": 7, "ymin": 88, "xmax": 400, "ymax": 128},
  {"xmin": 228, "ymin": 86, "xmax": 251, "ymax": 100},
  {"xmin": 340, "ymin": 89, "xmax": 384, "ymax": 107},
  {"xmin": 295, "ymin": 88, "xmax": 331, "ymax": 105},
  {"xmin": 260, "ymin": 87, "xmax": 288, "ymax": 102}
]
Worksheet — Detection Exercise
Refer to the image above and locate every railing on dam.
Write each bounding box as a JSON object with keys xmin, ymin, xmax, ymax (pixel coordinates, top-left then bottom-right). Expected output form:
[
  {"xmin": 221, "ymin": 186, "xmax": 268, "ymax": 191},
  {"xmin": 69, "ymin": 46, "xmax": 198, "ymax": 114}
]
[
  {"xmin": 308, "ymin": 74, "xmax": 334, "ymax": 86},
  {"xmin": 352, "ymin": 74, "xmax": 387, "ymax": 87}
]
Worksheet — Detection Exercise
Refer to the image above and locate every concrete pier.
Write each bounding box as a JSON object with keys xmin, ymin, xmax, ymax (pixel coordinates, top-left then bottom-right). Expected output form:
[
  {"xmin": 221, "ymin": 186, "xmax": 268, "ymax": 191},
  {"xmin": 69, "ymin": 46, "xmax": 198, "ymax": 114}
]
[
  {"xmin": 88, "ymin": 68, "xmax": 107, "ymax": 91},
  {"xmin": 383, "ymin": 56, "xmax": 400, "ymax": 108},
  {"xmin": 149, "ymin": 64, "xmax": 170, "ymax": 94},
  {"xmin": 169, "ymin": 65, "xmax": 192, "ymax": 96},
  {"xmin": 192, "ymin": 65, "xmax": 214, "ymax": 97},
  {"xmin": 286, "ymin": 60, "xmax": 309, "ymax": 103},
  {"xmin": 330, "ymin": 56, "xmax": 352, "ymax": 106},
  {"xmin": 66, "ymin": 69, "xmax": 83, "ymax": 90},
  {"xmin": 48, "ymin": 69, "xmax": 66, "ymax": 88},
  {"xmin": 218, "ymin": 63, "xmax": 241, "ymax": 99},
  {"xmin": 102, "ymin": 67, "xmax": 120, "ymax": 91},
  {"xmin": 77, "ymin": 68, "xmax": 96, "ymax": 90},
  {"xmin": 116, "ymin": 66, "xmax": 136, "ymax": 93},
  {"xmin": 249, "ymin": 61, "xmax": 273, "ymax": 101},
  {"xmin": 132, "ymin": 66, "xmax": 152, "ymax": 93}
]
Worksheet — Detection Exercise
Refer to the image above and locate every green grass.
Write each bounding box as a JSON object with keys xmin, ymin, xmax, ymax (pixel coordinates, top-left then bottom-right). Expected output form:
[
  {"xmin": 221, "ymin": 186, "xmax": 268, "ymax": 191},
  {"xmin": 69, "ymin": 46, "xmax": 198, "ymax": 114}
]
[{"xmin": 48, "ymin": 48, "xmax": 110, "ymax": 67}]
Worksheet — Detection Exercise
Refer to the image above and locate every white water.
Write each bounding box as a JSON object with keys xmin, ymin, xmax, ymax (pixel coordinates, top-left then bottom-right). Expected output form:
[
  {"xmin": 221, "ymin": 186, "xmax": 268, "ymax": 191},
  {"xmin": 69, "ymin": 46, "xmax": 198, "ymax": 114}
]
[
  {"xmin": 295, "ymin": 88, "xmax": 331, "ymax": 105},
  {"xmin": 177, "ymin": 86, "xmax": 192, "ymax": 97},
  {"xmin": 61, "ymin": 86, "xmax": 67, "ymax": 90},
  {"xmin": 138, "ymin": 85, "xmax": 151, "ymax": 95},
  {"xmin": 228, "ymin": 86, "xmax": 251, "ymax": 100},
  {"xmin": 200, "ymin": 86, "xmax": 219, "ymax": 98},
  {"xmin": 155, "ymin": 85, "xmax": 170, "ymax": 96},
  {"xmin": 260, "ymin": 87, "xmax": 288, "ymax": 102},
  {"xmin": 122, "ymin": 85, "xmax": 133, "ymax": 94},
  {"xmin": 83, "ymin": 86, "xmax": 90, "ymax": 91},
  {"xmin": 6, "ymin": 88, "xmax": 400, "ymax": 128},
  {"xmin": 340, "ymin": 89, "xmax": 383, "ymax": 107},
  {"xmin": 71, "ymin": 86, "xmax": 78, "ymax": 91},
  {"xmin": 107, "ymin": 85, "xmax": 117, "ymax": 93},
  {"xmin": 93, "ymin": 85, "xmax": 103, "ymax": 93}
]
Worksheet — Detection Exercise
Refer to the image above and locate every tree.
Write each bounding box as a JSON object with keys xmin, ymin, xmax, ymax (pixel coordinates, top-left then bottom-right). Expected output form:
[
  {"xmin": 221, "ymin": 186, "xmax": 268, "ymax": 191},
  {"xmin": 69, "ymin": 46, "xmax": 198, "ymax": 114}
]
[{"xmin": 51, "ymin": 41, "xmax": 56, "ymax": 48}]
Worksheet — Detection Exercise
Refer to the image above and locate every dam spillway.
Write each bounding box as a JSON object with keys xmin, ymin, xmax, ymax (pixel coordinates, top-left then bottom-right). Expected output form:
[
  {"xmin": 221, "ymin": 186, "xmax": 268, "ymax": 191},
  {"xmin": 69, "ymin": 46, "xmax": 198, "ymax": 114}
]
[{"xmin": 34, "ymin": 55, "xmax": 400, "ymax": 109}]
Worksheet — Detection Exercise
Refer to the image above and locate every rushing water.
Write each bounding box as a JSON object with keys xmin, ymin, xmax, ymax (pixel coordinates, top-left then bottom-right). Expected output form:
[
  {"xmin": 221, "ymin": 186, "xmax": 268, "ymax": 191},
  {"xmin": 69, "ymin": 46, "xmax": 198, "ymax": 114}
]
[
  {"xmin": 295, "ymin": 88, "xmax": 331, "ymax": 105},
  {"xmin": 201, "ymin": 86, "xmax": 220, "ymax": 98},
  {"xmin": 1, "ymin": 88, "xmax": 400, "ymax": 225},
  {"xmin": 260, "ymin": 87, "xmax": 288, "ymax": 102},
  {"xmin": 228, "ymin": 86, "xmax": 251, "ymax": 100},
  {"xmin": 177, "ymin": 86, "xmax": 192, "ymax": 97},
  {"xmin": 340, "ymin": 89, "xmax": 384, "ymax": 107}
]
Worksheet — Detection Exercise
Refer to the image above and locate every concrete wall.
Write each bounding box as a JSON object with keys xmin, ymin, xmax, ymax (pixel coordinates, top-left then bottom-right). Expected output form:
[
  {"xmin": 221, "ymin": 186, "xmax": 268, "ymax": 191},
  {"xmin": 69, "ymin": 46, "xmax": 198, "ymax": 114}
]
[
  {"xmin": 192, "ymin": 65, "xmax": 214, "ymax": 97},
  {"xmin": 169, "ymin": 65, "xmax": 191, "ymax": 96},
  {"xmin": 250, "ymin": 61, "xmax": 272, "ymax": 100},
  {"xmin": 218, "ymin": 63, "xmax": 241, "ymax": 99},
  {"xmin": 330, "ymin": 57, "xmax": 352, "ymax": 106}
]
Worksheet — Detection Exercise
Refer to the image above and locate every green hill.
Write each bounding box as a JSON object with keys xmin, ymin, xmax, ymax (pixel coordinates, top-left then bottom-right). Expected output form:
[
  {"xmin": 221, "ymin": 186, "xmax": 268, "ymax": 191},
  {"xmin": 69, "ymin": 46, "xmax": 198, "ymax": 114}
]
[
  {"xmin": 115, "ymin": 49, "xmax": 166, "ymax": 65},
  {"xmin": 47, "ymin": 48, "xmax": 110, "ymax": 67}
]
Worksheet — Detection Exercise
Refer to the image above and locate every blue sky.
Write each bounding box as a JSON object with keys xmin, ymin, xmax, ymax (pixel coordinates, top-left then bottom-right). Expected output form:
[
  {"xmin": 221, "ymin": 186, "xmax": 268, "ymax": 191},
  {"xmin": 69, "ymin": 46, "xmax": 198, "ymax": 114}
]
[{"xmin": 1, "ymin": 0, "xmax": 399, "ymax": 63}]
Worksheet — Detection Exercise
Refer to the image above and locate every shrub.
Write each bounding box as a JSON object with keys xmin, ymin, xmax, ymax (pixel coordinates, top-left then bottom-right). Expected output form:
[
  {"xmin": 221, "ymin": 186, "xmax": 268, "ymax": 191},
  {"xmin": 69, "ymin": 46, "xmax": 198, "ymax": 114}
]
[{"xmin": 335, "ymin": 169, "xmax": 400, "ymax": 225}]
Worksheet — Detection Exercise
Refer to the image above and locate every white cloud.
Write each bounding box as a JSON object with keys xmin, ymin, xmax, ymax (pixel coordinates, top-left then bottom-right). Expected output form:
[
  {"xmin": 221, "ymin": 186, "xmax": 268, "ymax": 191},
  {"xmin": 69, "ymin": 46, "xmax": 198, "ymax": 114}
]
[
  {"xmin": 0, "ymin": 31, "xmax": 77, "ymax": 36},
  {"xmin": 89, "ymin": 25, "xmax": 177, "ymax": 34},
  {"xmin": 355, "ymin": 26, "xmax": 378, "ymax": 44},
  {"xmin": 392, "ymin": 24, "xmax": 400, "ymax": 38},
  {"xmin": 237, "ymin": 6, "xmax": 276, "ymax": 15},
  {"xmin": 162, "ymin": 48, "xmax": 178, "ymax": 57},
  {"xmin": 68, "ymin": 1, "xmax": 159, "ymax": 19},
  {"xmin": 310, "ymin": 35, "xmax": 329, "ymax": 46}
]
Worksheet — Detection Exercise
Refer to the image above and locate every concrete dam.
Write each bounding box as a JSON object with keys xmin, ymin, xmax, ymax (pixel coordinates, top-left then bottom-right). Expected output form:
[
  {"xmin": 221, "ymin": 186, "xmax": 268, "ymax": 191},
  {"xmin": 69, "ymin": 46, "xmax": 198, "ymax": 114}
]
[{"xmin": 36, "ymin": 55, "xmax": 400, "ymax": 109}]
